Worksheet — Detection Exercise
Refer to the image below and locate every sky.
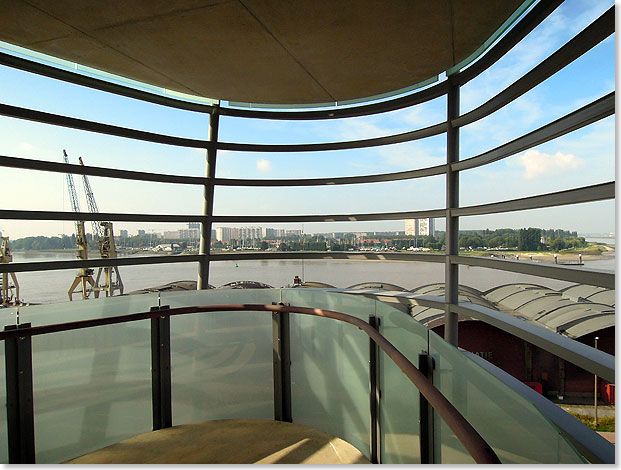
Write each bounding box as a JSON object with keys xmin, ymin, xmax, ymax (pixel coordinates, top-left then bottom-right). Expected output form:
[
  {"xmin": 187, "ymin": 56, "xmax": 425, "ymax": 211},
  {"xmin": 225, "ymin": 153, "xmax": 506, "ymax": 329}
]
[{"xmin": 0, "ymin": 0, "xmax": 615, "ymax": 240}]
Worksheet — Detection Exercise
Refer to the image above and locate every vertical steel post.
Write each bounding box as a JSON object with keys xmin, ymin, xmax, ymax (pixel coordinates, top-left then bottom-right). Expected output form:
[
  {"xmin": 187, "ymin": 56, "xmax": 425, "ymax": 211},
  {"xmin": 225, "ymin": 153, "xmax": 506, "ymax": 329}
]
[
  {"xmin": 5, "ymin": 323, "xmax": 35, "ymax": 464},
  {"xmin": 369, "ymin": 316, "xmax": 381, "ymax": 464},
  {"xmin": 151, "ymin": 308, "xmax": 172, "ymax": 430},
  {"xmin": 272, "ymin": 309, "xmax": 292, "ymax": 422},
  {"xmin": 198, "ymin": 107, "xmax": 220, "ymax": 289},
  {"xmin": 418, "ymin": 353, "xmax": 435, "ymax": 464},
  {"xmin": 445, "ymin": 78, "xmax": 460, "ymax": 346},
  {"xmin": 594, "ymin": 336, "xmax": 599, "ymax": 427}
]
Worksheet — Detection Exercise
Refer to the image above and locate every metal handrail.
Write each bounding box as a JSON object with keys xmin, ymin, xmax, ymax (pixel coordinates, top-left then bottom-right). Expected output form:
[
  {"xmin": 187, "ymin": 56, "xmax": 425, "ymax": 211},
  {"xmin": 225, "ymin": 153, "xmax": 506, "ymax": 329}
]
[{"xmin": 0, "ymin": 303, "xmax": 501, "ymax": 464}]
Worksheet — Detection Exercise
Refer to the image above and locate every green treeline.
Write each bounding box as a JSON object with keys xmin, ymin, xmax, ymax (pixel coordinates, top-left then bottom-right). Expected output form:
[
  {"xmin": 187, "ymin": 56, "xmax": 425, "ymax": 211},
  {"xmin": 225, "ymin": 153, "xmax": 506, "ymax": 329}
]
[
  {"xmin": 8, "ymin": 227, "xmax": 588, "ymax": 252},
  {"xmin": 11, "ymin": 234, "xmax": 79, "ymax": 250},
  {"xmin": 459, "ymin": 227, "xmax": 587, "ymax": 251}
]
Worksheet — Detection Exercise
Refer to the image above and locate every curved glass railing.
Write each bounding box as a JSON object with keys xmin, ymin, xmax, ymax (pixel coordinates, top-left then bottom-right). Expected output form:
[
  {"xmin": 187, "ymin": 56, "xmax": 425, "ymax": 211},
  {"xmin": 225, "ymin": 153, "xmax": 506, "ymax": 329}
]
[{"xmin": 0, "ymin": 289, "xmax": 603, "ymax": 464}]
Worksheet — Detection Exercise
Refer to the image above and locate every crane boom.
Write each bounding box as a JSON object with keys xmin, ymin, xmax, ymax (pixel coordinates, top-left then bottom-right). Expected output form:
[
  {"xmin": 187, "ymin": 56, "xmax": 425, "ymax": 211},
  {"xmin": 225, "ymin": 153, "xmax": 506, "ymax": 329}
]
[
  {"xmin": 62, "ymin": 150, "xmax": 82, "ymax": 235},
  {"xmin": 79, "ymin": 157, "xmax": 104, "ymax": 242}
]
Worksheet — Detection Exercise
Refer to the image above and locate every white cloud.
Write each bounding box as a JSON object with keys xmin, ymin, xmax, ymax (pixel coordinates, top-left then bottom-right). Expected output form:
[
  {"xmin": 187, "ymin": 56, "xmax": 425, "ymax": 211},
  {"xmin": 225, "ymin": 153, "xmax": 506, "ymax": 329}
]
[
  {"xmin": 18, "ymin": 142, "xmax": 34, "ymax": 152},
  {"xmin": 256, "ymin": 158, "xmax": 271, "ymax": 172},
  {"xmin": 517, "ymin": 149, "xmax": 583, "ymax": 179}
]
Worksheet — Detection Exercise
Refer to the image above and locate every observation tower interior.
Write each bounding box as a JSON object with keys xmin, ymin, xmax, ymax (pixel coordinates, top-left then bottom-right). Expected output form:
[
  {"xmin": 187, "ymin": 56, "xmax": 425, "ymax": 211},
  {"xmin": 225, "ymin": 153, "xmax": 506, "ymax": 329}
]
[{"xmin": 0, "ymin": 0, "xmax": 615, "ymax": 464}]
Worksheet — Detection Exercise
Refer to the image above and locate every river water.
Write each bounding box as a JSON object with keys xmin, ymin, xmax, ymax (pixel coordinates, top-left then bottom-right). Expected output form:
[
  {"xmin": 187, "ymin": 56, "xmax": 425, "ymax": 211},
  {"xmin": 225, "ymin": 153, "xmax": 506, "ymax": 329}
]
[{"xmin": 8, "ymin": 249, "xmax": 616, "ymax": 305}]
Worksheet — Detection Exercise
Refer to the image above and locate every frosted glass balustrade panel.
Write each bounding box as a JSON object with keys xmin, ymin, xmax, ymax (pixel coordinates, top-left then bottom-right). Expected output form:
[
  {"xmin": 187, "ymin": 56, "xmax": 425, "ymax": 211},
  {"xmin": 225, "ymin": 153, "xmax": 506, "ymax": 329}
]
[
  {"xmin": 27, "ymin": 295, "xmax": 156, "ymax": 463},
  {"xmin": 1, "ymin": 294, "xmax": 167, "ymax": 463},
  {"xmin": 429, "ymin": 330, "xmax": 585, "ymax": 464},
  {"xmin": 281, "ymin": 289, "xmax": 374, "ymax": 459},
  {"xmin": 0, "ymin": 293, "xmax": 162, "ymax": 463},
  {"xmin": 375, "ymin": 301, "xmax": 429, "ymax": 463},
  {"xmin": 165, "ymin": 289, "xmax": 278, "ymax": 425}
]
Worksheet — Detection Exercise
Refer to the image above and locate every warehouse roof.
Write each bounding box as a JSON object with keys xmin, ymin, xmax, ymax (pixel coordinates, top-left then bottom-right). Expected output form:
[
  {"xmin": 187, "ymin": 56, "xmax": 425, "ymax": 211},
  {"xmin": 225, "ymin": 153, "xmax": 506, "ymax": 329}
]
[{"xmin": 404, "ymin": 282, "xmax": 615, "ymax": 340}]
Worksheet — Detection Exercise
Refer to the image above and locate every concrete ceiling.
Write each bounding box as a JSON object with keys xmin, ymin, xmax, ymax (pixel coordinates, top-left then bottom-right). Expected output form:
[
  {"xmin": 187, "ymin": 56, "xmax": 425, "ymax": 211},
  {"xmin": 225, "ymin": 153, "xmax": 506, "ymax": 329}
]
[{"xmin": 1, "ymin": 0, "xmax": 524, "ymax": 104}]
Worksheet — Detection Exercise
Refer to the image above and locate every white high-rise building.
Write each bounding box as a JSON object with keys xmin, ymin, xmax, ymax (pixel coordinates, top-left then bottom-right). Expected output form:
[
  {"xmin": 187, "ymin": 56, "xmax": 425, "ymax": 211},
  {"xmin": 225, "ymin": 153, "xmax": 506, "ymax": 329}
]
[
  {"xmin": 263, "ymin": 228, "xmax": 286, "ymax": 238},
  {"xmin": 418, "ymin": 218, "xmax": 434, "ymax": 236},
  {"xmin": 216, "ymin": 226, "xmax": 234, "ymax": 242},
  {"xmin": 405, "ymin": 218, "xmax": 435, "ymax": 236},
  {"xmin": 405, "ymin": 219, "xmax": 417, "ymax": 236},
  {"xmin": 216, "ymin": 226, "xmax": 263, "ymax": 241},
  {"xmin": 239, "ymin": 226, "xmax": 262, "ymax": 240}
]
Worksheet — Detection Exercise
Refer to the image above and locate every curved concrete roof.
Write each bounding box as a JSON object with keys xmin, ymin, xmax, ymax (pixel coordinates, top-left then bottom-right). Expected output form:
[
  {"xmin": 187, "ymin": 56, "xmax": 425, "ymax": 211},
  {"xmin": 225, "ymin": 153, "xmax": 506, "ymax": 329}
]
[
  {"xmin": 405, "ymin": 282, "xmax": 615, "ymax": 340},
  {"xmin": 1, "ymin": 0, "xmax": 525, "ymax": 104},
  {"xmin": 484, "ymin": 283, "xmax": 615, "ymax": 339}
]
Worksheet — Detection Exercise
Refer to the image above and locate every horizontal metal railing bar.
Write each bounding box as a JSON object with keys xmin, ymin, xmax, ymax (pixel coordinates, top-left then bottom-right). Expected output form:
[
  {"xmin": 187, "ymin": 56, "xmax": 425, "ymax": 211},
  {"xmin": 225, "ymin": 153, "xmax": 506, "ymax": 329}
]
[
  {"xmin": 0, "ymin": 303, "xmax": 500, "ymax": 464},
  {"xmin": 215, "ymin": 123, "xmax": 446, "ymax": 152},
  {"xmin": 0, "ymin": 209, "xmax": 204, "ymax": 223},
  {"xmin": 212, "ymin": 209, "xmax": 446, "ymax": 223},
  {"xmin": 210, "ymin": 251, "xmax": 446, "ymax": 263},
  {"xmin": 1, "ymin": 208, "xmax": 445, "ymax": 224},
  {"xmin": 0, "ymin": 51, "xmax": 216, "ymax": 115},
  {"xmin": 453, "ymin": 7, "xmax": 614, "ymax": 128},
  {"xmin": 453, "ymin": 182, "xmax": 614, "ymax": 217},
  {"xmin": 0, "ymin": 154, "xmax": 446, "ymax": 187},
  {"xmin": 453, "ymin": 0, "xmax": 564, "ymax": 86},
  {"xmin": 450, "ymin": 255, "xmax": 614, "ymax": 289},
  {"xmin": 0, "ymin": 155, "xmax": 208, "ymax": 185},
  {"xmin": 0, "ymin": 103, "xmax": 208, "ymax": 149},
  {"xmin": 0, "ymin": 251, "xmax": 445, "ymax": 274},
  {"xmin": 219, "ymin": 81, "xmax": 450, "ymax": 120},
  {"xmin": 0, "ymin": 254, "xmax": 204, "ymax": 274},
  {"xmin": 215, "ymin": 164, "xmax": 447, "ymax": 186},
  {"xmin": 453, "ymin": 92, "xmax": 614, "ymax": 172}
]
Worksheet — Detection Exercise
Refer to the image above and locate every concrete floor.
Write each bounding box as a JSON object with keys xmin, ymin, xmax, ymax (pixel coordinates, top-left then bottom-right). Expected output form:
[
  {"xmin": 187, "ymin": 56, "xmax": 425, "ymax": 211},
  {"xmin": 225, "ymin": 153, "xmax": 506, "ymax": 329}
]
[{"xmin": 63, "ymin": 419, "xmax": 370, "ymax": 464}]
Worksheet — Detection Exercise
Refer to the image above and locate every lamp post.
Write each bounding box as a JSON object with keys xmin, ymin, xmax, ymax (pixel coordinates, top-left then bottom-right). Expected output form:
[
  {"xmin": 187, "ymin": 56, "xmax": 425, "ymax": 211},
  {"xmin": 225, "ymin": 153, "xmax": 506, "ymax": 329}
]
[{"xmin": 594, "ymin": 336, "xmax": 599, "ymax": 428}]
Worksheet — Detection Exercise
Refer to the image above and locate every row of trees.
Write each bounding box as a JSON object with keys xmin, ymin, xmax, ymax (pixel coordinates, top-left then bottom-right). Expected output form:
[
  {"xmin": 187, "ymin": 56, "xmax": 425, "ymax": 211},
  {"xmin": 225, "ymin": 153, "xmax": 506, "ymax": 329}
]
[
  {"xmin": 458, "ymin": 227, "xmax": 587, "ymax": 251},
  {"xmin": 10, "ymin": 234, "xmax": 80, "ymax": 250},
  {"xmin": 8, "ymin": 227, "xmax": 589, "ymax": 253}
]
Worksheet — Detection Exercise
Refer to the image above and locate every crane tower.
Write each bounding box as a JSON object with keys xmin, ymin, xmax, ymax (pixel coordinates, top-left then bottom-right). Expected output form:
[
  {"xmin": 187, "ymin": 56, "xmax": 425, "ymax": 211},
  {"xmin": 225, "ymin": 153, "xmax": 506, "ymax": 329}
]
[
  {"xmin": 63, "ymin": 149, "xmax": 98, "ymax": 300},
  {"xmin": 78, "ymin": 156, "xmax": 124, "ymax": 297},
  {"xmin": 0, "ymin": 237, "xmax": 20, "ymax": 306}
]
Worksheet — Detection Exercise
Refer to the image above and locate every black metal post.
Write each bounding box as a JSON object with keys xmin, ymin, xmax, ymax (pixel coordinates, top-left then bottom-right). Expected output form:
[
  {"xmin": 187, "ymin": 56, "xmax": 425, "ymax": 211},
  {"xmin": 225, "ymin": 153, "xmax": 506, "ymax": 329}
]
[
  {"xmin": 5, "ymin": 323, "xmax": 35, "ymax": 463},
  {"xmin": 198, "ymin": 107, "xmax": 220, "ymax": 289},
  {"xmin": 151, "ymin": 307, "xmax": 172, "ymax": 430},
  {"xmin": 419, "ymin": 353, "xmax": 435, "ymax": 464},
  {"xmin": 369, "ymin": 315, "xmax": 381, "ymax": 464},
  {"xmin": 445, "ymin": 77, "xmax": 460, "ymax": 346},
  {"xmin": 272, "ymin": 308, "xmax": 292, "ymax": 422}
]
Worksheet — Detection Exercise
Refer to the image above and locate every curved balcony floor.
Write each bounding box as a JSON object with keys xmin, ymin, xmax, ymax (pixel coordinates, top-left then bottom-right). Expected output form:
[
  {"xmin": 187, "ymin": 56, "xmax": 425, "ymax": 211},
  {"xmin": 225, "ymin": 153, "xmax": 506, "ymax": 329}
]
[{"xmin": 63, "ymin": 418, "xmax": 370, "ymax": 464}]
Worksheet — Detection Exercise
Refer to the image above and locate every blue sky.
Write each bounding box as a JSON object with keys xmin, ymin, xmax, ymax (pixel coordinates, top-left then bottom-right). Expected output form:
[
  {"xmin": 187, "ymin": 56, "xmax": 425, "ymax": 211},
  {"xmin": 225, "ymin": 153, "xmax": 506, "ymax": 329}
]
[{"xmin": 0, "ymin": 0, "xmax": 615, "ymax": 239}]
